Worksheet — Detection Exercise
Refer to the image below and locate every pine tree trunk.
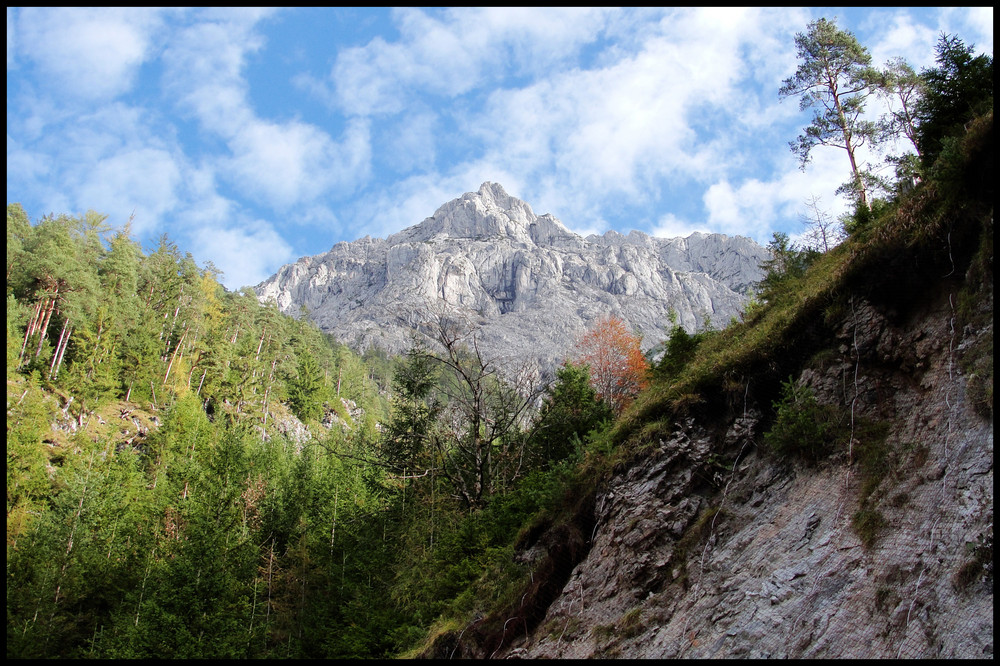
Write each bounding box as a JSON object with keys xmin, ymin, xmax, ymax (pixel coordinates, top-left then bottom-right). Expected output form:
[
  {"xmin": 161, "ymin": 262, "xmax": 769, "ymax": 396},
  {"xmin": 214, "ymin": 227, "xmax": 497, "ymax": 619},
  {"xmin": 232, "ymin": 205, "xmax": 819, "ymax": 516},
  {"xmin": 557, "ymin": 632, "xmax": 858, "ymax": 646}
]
[
  {"xmin": 255, "ymin": 328, "xmax": 267, "ymax": 361},
  {"xmin": 50, "ymin": 321, "xmax": 72, "ymax": 380},
  {"xmin": 35, "ymin": 291, "xmax": 59, "ymax": 357},
  {"xmin": 19, "ymin": 298, "xmax": 45, "ymax": 363},
  {"xmin": 163, "ymin": 326, "xmax": 189, "ymax": 385}
]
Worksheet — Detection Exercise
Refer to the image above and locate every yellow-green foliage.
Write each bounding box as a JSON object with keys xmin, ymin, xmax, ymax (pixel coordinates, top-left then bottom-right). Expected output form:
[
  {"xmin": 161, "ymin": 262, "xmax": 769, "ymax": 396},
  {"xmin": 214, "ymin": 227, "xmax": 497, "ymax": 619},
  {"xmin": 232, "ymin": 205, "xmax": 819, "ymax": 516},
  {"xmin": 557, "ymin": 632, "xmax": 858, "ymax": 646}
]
[
  {"xmin": 618, "ymin": 606, "xmax": 645, "ymax": 639},
  {"xmin": 961, "ymin": 330, "xmax": 993, "ymax": 418}
]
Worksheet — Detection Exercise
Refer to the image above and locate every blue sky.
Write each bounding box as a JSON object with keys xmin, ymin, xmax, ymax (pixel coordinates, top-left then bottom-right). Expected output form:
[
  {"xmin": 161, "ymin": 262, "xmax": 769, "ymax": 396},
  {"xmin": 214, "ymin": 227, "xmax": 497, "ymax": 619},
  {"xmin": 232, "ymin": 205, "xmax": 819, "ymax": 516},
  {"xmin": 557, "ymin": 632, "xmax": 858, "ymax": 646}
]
[{"xmin": 6, "ymin": 7, "xmax": 994, "ymax": 290}]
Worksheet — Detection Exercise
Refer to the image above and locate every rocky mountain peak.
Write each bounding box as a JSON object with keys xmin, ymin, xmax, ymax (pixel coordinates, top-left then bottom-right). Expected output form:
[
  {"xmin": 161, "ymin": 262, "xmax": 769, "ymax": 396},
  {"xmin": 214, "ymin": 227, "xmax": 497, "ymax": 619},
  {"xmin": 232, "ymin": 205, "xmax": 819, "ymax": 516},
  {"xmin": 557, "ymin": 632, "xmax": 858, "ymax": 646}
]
[
  {"xmin": 256, "ymin": 183, "xmax": 770, "ymax": 376},
  {"xmin": 473, "ymin": 181, "xmax": 531, "ymax": 219},
  {"xmin": 389, "ymin": 182, "xmax": 574, "ymax": 246}
]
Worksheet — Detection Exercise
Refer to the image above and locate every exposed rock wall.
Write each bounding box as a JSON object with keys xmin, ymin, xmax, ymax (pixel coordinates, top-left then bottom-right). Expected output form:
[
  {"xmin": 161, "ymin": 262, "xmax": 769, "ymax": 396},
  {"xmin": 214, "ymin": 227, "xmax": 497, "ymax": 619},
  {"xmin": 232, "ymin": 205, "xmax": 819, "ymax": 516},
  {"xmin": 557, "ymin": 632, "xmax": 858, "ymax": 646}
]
[
  {"xmin": 255, "ymin": 183, "xmax": 768, "ymax": 375},
  {"xmin": 486, "ymin": 284, "xmax": 992, "ymax": 659}
]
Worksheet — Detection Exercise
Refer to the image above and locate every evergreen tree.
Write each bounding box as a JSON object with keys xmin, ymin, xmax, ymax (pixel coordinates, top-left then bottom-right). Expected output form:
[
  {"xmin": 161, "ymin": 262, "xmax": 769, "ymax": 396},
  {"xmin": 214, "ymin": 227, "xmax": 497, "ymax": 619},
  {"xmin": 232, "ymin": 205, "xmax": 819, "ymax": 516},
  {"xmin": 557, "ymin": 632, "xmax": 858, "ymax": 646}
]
[
  {"xmin": 915, "ymin": 34, "xmax": 993, "ymax": 167},
  {"xmin": 527, "ymin": 361, "xmax": 612, "ymax": 465},
  {"xmin": 380, "ymin": 345, "xmax": 440, "ymax": 477},
  {"xmin": 780, "ymin": 17, "xmax": 880, "ymax": 208},
  {"xmin": 654, "ymin": 322, "xmax": 706, "ymax": 382},
  {"xmin": 290, "ymin": 354, "xmax": 325, "ymax": 422},
  {"xmin": 755, "ymin": 232, "xmax": 820, "ymax": 304}
]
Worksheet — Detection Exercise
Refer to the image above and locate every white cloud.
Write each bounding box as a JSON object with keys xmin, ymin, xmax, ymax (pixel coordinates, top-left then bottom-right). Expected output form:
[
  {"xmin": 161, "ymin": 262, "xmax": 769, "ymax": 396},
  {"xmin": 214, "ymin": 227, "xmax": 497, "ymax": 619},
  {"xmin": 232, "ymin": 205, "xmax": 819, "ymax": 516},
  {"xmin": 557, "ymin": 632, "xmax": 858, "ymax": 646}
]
[
  {"xmin": 703, "ymin": 147, "xmax": 854, "ymax": 244},
  {"xmin": 868, "ymin": 12, "xmax": 939, "ymax": 70},
  {"xmin": 162, "ymin": 10, "xmax": 371, "ymax": 212},
  {"xmin": 936, "ymin": 7, "xmax": 994, "ymax": 55},
  {"xmin": 14, "ymin": 7, "xmax": 166, "ymax": 99},
  {"xmin": 464, "ymin": 8, "xmax": 812, "ymax": 217},
  {"xmin": 190, "ymin": 221, "xmax": 293, "ymax": 290},
  {"xmin": 74, "ymin": 148, "xmax": 182, "ymax": 235},
  {"xmin": 960, "ymin": 7, "xmax": 993, "ymax": 53},
  {"xmin": 331, "ymin": 7, "xmax": 612, "ymax": 116},
  {"xmin": 7, "ymin": 100, "xmax": 186, "ymax": 233},
  {"xmin": 225, "ymin": 117, "xmax": 371, "ymax": 208},
  {"xmin": 650, "ymin": 213, "xmax": 710, "ymax": 240},
  {"xmin": 471, "ymin": 37, "xmax": 707, "ymax": 202},
  {"xmin": 323, "ymin": 7, "xmax": 837, "ymax": 243},
  {"xmin": 161, "ymin": 17, "xmax": 263, "ymax": 131},
  {"xmin": 6, "ymin": 132, "xmax": 51, "ymax": 186}
]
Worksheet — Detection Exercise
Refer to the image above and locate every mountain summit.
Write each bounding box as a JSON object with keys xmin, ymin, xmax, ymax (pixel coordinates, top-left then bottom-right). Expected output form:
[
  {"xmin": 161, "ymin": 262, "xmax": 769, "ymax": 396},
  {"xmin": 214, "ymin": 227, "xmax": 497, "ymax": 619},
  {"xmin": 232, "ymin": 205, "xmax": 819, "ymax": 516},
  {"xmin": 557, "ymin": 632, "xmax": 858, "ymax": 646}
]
[
  {"xmin": 392, "ymin": 182, "xmax": 573, "ymax": 246},
  {"xmin": 255, "ymin": 183, "xmax": 769, "ymax": 373}
]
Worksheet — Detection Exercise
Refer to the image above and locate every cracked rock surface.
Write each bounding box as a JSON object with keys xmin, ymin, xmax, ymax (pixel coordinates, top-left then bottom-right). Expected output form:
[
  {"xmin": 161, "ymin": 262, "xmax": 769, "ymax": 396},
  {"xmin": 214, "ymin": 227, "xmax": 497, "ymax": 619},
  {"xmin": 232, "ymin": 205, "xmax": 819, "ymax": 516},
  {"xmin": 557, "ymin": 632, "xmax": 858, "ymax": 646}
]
[
  {"xmin": 255, "ymin": 182, "xmax": 768, "ymax": 376},
  {"xmin": 494, "ymin": 291, "xmax": 992, "ymax": 659}
]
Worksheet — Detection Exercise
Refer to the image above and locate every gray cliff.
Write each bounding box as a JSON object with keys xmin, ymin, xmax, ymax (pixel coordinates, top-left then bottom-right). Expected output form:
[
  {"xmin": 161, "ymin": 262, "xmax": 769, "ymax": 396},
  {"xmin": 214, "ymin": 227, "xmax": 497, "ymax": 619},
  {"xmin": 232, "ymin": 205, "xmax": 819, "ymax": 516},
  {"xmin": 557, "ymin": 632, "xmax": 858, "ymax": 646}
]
[
  {"xmin": 486, "ymin": 291, "xmax": 993, "ymax": 660},
  {"xmin": 255, "ymin": 182, "xmax": 768, "ymax": 372}
]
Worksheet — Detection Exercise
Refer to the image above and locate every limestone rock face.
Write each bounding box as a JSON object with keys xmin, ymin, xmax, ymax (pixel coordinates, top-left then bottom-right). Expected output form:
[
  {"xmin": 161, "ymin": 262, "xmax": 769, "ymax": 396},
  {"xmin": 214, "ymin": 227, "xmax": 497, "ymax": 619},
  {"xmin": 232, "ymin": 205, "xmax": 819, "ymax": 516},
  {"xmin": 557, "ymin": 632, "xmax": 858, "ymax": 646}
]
[
  {"xmin": 255, "ymin": 182, "xmax": 769, "ymax": 372},
  {"xmin": 435, "ymin": 286, "xmax": 994, "ymax": 661}
]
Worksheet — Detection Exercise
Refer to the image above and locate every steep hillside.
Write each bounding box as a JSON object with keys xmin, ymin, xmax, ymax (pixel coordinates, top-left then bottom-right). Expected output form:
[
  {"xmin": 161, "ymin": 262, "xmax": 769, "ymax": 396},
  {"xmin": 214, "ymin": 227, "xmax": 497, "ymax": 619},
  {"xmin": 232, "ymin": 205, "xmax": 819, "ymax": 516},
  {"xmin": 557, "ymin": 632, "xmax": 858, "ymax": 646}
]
[
  {"xmin": 255, "ymin": 182, "xmax": 768, "ymax": 375},
  {"xmin": 420, "ymin": 114, "xmax": 994, "ymax": 660}
]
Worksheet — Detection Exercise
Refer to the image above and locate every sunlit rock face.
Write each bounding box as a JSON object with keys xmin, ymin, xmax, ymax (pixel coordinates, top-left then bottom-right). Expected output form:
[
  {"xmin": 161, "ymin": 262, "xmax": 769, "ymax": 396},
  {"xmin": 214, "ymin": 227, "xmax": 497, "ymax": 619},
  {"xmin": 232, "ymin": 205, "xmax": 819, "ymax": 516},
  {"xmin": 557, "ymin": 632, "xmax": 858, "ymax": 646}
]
[{"xmin": 255, "ymin": 182, "xmax": 769, "ymax": 374}]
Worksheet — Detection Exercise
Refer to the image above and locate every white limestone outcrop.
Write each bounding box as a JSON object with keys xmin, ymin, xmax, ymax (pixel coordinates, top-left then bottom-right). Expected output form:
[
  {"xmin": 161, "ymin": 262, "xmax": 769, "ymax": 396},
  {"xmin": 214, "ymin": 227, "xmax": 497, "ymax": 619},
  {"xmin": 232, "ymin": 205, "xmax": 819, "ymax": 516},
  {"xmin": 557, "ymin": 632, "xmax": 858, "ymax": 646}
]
[{"xmin": 255, "ymin": 182, "xmax": 769, "ymax": 374}]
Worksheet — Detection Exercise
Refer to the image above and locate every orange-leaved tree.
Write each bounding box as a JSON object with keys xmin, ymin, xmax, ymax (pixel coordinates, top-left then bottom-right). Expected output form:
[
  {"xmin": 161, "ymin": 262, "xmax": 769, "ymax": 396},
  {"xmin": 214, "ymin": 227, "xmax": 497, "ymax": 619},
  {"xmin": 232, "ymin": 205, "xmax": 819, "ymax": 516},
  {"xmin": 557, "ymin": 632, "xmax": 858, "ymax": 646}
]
[{"xmin": 574, "ymin": 316, "xmax": 649, "ymax": 414}]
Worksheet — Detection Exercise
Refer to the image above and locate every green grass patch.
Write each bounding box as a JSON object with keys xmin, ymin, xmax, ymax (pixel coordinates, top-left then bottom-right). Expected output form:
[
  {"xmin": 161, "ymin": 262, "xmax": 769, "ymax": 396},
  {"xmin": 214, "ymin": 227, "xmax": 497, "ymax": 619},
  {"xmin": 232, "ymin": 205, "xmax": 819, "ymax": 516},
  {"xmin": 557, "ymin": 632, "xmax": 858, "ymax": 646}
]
[
  {"xmin": 852, "ymin": 504, "xmax": 887, "ymax": 549},
  {"xmin": 959, "ymin": 328, "xmax": 993, "ymax": 419},
  {"xmin": 618, "ymin": 607, "xmax": 645, "ymax": 639}
]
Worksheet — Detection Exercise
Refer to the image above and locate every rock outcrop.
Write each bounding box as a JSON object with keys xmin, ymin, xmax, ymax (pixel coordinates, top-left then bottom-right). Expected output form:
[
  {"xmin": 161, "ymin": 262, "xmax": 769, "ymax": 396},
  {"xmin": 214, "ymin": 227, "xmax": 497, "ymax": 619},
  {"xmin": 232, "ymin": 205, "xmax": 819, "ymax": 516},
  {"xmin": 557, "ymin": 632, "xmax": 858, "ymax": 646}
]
[
  {"xmin": 452, "ymin": 282, "xmax": 993, "ymax": 660},
  {"xmin": 255, "ymin": 182, "xmax": 768, "ymax": 375}
]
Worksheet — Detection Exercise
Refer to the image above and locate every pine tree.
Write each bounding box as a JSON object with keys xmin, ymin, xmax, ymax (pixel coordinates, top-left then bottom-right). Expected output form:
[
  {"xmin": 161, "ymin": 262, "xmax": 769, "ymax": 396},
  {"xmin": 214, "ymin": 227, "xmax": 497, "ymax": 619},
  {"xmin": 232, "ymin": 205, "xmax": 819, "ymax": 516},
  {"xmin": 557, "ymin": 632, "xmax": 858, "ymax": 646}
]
[
  {"xmin": 915, "ymin": 34, "xmax": 993, "ymax": 167},
  {"xmin": 780, "ymin": 17, "xmax": 881, "ymax": 208}
]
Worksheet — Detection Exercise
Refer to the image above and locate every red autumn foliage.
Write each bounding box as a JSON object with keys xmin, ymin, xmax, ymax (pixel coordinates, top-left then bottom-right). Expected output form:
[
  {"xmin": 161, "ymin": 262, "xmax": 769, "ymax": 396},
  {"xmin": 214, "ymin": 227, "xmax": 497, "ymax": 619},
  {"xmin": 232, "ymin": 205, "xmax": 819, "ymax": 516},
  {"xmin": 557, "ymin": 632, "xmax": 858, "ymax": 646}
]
[{"xmin": 574, "ymin": 316, "xmax": 649, "ymax": 414}]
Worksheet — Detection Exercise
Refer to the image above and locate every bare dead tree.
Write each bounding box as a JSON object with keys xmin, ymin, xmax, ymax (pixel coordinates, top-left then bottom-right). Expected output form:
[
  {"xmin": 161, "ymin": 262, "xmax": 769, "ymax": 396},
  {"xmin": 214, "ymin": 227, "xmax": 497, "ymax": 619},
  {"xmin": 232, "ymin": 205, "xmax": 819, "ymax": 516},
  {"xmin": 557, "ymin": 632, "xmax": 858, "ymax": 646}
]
[
  {"xmin": 800, "ymin": 195, "xmax": 846, "ymax": 252},
  {"xmin": 416, "ymin": 311, "xmax": 545, "ymax": 509}
]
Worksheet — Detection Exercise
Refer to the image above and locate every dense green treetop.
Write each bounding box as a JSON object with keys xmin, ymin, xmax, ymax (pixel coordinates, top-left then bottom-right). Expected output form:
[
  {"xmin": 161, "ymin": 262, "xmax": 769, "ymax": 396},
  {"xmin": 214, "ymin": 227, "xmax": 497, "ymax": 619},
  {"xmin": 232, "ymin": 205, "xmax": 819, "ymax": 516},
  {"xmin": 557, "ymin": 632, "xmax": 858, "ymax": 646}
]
[{"xmin": 915, "ymin": 34, "xmax": 993, "ymax": 166}]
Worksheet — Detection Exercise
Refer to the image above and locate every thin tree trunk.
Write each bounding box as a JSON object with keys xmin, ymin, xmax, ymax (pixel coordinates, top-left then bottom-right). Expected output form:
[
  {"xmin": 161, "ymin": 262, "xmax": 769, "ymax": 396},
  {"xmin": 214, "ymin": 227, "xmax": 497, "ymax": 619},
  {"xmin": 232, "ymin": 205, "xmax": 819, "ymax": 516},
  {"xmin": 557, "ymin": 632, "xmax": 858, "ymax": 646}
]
[
  {"xmin": 53, "ymin": 450, "xmax": 95, "ymax": 613},
  {"xmin": 265, "ymin": 539, "xmax": 275, "ymax": 644},
  {"xmin": 163, "ymin": 325, "xmax": 189, "ymax": 385},
  {"xmin": 255, "ymin": 328, "xmax": 267, "ymax": 361},
  {"xmin": 50, "ymin": 321, "xmax": 72, "ymax": 380},
  {"xmin": 330, "ymin": 484, "xmax": 338, "ymax": 554},
  {"xmin": 48, "ymin": 319, "xmax": 70, "ymax": 379},
  {"xmin": 35, "ymin": 291, "xmax": 59, "ymax": 357},
  {"xmin": 19, "ymin": 298, "xmax": 45, "ymax": 363},
  {"xmin": 831, "ymin": 83, "xmax": 869, "ymax": 209},
  {"xmin": 135, "ymin": 547, "xmax": 155, "ymax": 627}
]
